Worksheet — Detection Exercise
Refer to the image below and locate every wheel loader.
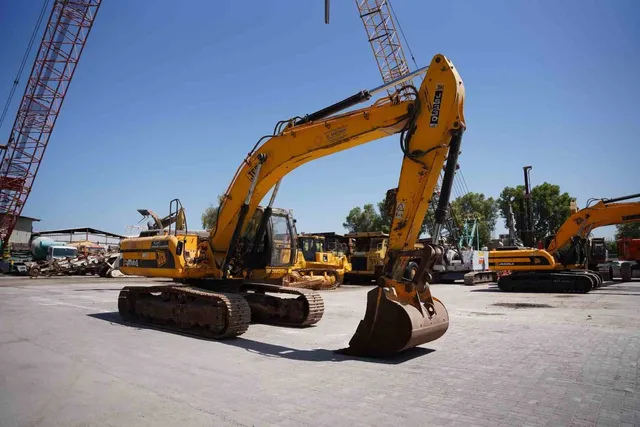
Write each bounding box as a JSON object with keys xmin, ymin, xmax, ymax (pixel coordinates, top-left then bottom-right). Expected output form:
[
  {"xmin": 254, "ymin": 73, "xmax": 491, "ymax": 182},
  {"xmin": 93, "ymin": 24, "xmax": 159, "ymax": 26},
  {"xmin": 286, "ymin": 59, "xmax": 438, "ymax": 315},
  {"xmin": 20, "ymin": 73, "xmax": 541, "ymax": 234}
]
[
  {"xmin": 117, "ymin": 53, "xmax": 466, "ymax": 357},
  {"xmin": 488, "ymin": 167, "xmax": 640, "ymax": 293}
]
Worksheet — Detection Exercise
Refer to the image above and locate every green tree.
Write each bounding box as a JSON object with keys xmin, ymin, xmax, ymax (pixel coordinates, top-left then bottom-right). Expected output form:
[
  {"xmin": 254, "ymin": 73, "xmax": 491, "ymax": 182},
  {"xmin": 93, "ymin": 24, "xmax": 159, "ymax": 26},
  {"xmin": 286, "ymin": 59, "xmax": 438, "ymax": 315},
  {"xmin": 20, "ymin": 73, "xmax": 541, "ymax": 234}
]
[
  {"xmin": 606, "ymin": 239, "xmax": 618, "ymax": 255},
  {"xmin": 615, "ymin": 223, "xmax": 640, "ymax": 239},
  {"xmin": 201, "ymin": 194, "xmax": 226, "ymax": 230},
  {"xmin": 450, "ymin": 192, "xmax": 498, "ymax": 248},
  {"xmin": 343, "ymin": 192, "xmax": 438, "ymax": 236},
  {"xmin": 343, "ymin": 204, "xmax": 384, "ymax": 233},
  {"xmin": 498, "ymin": 182, "xmax": 573, "ymax": 243}
]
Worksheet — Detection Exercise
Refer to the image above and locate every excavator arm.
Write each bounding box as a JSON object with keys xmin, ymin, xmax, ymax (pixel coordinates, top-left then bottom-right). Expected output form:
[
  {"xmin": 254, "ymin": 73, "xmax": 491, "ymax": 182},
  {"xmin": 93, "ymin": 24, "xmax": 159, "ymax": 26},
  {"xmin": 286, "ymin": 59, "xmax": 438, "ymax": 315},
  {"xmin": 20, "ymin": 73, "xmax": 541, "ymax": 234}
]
[
  {"xmin": 209, "ymin": 96, "xmax": 410, "ymax": 271},
  {"xmin": 136, "ymin": 202, "xmax": 186, "ymax": 234},
  {"xmin": 345, "ymin": 55, "xmax": 465, "ymax": 356},
  {"xmin": 207, "ymin": 54, "xmax": 465, "ymax": 281},
  {"xmin": 547, "ymin": 194, "xmax": 640, "ymax": 256}
]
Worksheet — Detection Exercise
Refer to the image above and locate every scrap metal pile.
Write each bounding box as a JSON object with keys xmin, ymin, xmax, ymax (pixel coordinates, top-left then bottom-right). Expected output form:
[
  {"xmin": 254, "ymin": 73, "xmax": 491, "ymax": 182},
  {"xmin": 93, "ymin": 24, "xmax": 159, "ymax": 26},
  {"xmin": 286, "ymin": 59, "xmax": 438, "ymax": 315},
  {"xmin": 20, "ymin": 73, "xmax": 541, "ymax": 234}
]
[{"xmin": 28, "ymin": 252, "xmax": 121, "ymax": 278}]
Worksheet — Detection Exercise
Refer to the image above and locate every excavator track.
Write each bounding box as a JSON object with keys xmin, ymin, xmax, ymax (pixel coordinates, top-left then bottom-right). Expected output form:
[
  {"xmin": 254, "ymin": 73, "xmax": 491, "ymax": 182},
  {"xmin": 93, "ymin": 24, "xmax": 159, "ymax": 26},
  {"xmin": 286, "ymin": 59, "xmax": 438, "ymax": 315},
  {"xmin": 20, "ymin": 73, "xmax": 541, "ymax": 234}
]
[
  {"xmin": 241, "ymin": 283, "xmax": 324, "ymax": 327},
  {"xmin": 118, "ymin": 285, "xmax": 251, "ymax": 339},
  {"xmin": 497, "ymin": 270, "xmax": 598, "ymax": 294},
  {"xmin": 118, "ymin": 280, "xmax": 324, "ymax": 336},
  {"xmin": 585, "ymin": 270, "xmax": 603, "ymax": 289}
]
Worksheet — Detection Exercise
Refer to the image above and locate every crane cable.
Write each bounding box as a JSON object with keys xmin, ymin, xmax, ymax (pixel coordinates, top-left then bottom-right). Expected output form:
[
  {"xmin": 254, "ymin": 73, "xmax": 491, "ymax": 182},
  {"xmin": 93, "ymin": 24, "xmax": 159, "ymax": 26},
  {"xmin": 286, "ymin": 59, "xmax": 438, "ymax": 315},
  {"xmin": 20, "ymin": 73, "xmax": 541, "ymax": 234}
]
[
  {"xmin": 389, "ymin": 0, "xmax": 469, "ymax": 201},
  {"xmin": 459, "ymin": 169, "xmax": 471, "ymax": 194},
  {"xmin": 387, "ymin": 0, "xmax": 418, "ymax": 70},
  {"xmin": 0, "ymin": 0, "xmax": 50, "ymax": 131}
]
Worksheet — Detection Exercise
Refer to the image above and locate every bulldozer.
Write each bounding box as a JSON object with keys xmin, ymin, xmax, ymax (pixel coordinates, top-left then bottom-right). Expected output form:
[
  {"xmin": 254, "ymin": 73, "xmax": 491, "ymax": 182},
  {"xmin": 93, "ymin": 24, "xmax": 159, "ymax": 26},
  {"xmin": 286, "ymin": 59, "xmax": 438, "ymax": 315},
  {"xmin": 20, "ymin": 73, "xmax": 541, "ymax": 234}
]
[
  {"xmin": 293, "ymin": 233, "xmax": 352, "ymax": 289},
  {"xmin": 117, "ymin": 53, "xmax": 465, "ymax": 357},
  {"xmin": 488, "ymin": 167, "xmax": 640, "ymax": 293}
]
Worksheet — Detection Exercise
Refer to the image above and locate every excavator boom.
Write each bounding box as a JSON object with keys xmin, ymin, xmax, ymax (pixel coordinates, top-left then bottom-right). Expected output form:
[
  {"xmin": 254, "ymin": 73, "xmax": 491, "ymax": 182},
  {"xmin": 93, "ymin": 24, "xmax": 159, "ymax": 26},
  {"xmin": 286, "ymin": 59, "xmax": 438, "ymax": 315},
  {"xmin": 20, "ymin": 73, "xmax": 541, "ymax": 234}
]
[
  {"xmin": 547, "ymin": 194, "xmax": 640, "ymax": 254},
  {"xmin": 209, "ymin": 97, "xmax": 411, "ymax": 271}
]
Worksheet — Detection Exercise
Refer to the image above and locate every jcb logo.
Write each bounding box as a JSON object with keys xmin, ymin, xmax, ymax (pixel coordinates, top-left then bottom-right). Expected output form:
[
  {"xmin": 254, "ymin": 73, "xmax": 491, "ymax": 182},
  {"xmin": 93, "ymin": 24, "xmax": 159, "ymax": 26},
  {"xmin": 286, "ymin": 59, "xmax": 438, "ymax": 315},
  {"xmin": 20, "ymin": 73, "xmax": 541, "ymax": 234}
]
[
  {"xmin": 156, "ymin": 251, "xmax": 167, "ymax": 267},
  {"xmin": 246, "ymin": 163, "xmax": 260, "ymax": 181},
  {"xmin": 123, "ymin": 259, "xmax": 138, "ymax": 267},
  {"xmin": 429, "ymin": 84, "xmax": 444, "ymax": 128}
]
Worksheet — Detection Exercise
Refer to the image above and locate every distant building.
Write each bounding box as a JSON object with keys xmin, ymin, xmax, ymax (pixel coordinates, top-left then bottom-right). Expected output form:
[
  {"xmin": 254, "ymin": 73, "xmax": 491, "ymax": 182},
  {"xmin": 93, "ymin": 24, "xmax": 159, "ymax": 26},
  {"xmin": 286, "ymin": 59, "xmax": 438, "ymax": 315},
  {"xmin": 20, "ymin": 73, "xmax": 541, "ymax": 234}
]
[
  {"xmin": 32, "ymin": 227, "xmax": 126, "ymax": 252},
  {"xmin": 0, "ymin": 214, "xmax": 40, "ymax": 251}
]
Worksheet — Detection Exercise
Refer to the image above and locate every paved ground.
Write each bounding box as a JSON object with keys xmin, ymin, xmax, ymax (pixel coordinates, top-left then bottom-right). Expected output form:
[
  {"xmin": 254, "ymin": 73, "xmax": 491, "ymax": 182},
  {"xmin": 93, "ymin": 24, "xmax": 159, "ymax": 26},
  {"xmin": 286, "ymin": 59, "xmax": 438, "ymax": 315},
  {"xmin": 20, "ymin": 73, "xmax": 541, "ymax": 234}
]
[{"xmin": 0, "ymin": 276, "xmax": 639, "ymax": 427}]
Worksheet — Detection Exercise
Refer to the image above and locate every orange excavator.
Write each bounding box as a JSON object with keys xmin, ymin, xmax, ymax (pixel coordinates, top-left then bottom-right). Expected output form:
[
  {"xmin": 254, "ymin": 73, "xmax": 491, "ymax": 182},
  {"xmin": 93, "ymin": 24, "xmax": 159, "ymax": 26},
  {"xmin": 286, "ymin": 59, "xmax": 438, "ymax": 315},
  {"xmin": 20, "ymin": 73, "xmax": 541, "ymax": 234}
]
[
  {"xmin": 489, "ymin": 167, "xmax": 640, "ymax": 293},
  {"xmin": 117, "ymin": 53, "xmax": 465, "ymax": 357}
]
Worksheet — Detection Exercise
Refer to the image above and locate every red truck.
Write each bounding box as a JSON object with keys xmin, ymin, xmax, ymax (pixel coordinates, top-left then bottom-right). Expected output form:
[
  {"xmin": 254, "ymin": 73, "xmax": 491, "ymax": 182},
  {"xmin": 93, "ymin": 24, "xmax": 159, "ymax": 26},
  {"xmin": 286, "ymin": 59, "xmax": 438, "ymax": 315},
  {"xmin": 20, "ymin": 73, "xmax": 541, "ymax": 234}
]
[{"xmin": 617, "ymin": 238, "xmax": 640, "ymax": 281}]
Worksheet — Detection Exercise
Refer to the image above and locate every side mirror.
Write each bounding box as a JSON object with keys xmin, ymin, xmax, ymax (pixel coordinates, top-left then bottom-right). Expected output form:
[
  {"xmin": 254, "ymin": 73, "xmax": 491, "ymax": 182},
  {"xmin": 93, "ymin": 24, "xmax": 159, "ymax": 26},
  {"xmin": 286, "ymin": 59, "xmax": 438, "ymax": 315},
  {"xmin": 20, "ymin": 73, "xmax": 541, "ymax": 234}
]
[{"xmin": 176, "ymin": 240, "xmax": 184, "ymax": 256}]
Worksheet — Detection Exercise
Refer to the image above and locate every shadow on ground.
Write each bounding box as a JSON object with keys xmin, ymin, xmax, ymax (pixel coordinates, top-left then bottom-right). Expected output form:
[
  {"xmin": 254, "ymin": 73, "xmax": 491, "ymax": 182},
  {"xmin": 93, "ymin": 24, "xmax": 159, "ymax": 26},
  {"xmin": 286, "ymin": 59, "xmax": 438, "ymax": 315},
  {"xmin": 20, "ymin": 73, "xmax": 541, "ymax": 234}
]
[
  {"xmin": 470, "ymin": 286, "xmax": 501, "ymax": 293},
  {"xmin": 471, "ymin": 281, "xmax": 640, "ymax": 296},
  {"xmin": 88, "ymin": 312, "xmax": 435, "ymax": 365},
  {"xmin": 592, "ymin": 282, "xmax": 640, "ymax": 296}
]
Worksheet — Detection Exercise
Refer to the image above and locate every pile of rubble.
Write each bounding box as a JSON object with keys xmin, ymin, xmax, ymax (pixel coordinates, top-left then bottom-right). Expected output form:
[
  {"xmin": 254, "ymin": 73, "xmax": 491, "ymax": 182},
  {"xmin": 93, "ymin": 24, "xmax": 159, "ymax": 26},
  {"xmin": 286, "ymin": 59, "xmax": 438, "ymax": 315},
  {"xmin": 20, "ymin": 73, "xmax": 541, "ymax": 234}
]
[{"xmin": 28, "ymin": 252, "xmax": 122, "ymax": 278}]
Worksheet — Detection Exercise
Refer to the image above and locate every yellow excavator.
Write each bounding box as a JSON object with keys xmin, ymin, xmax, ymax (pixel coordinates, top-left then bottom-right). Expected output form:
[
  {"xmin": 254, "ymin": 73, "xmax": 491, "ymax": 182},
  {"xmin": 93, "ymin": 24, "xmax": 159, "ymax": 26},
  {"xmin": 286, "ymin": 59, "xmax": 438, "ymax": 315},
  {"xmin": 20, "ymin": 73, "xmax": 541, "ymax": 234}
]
[
  {"xmin": 134, "ymin": 199, "xmax": 187, "ymax": 238},
  {"xmin": 128, "ymin": 202, "xmax": 346, "ymax": 290},
  {"xmin": 117, "ymin": 53, "xmax": 465, "ymax": 357},
  {"xmin": 489, "ymin": 167, "xmax": 640, "ymax": 293}
]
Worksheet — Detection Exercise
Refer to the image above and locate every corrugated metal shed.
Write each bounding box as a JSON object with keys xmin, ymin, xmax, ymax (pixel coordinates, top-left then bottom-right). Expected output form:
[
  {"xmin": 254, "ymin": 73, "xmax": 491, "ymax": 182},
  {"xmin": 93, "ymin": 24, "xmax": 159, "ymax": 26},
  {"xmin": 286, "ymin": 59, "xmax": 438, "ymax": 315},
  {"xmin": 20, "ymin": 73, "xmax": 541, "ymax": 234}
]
[{"xmin": 0, "ymin": 215, "xmax": 41, "ymax": 248}]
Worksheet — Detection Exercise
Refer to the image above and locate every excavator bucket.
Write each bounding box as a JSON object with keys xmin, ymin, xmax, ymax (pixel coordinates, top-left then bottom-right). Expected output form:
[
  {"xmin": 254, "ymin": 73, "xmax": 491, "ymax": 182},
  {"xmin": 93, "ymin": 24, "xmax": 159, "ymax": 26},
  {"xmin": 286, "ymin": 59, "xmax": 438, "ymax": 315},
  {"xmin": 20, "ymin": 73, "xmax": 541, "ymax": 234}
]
[
  {"xmin": 345, "ymin": 284, "xmax": 449, "ymax": 357},
  {"xmin": 344, "ymin": 246, "xmax": 450, "ymax": 357}
]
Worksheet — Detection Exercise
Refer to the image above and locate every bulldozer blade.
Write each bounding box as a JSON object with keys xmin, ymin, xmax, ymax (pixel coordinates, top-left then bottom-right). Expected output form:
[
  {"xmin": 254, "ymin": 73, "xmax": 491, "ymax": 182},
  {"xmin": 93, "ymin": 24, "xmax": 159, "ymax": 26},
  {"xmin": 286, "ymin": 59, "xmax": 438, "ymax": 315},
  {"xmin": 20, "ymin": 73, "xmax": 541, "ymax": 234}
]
[{"xmin": 343, "ymin": 286, "xmax": 449, "ymax": 358}]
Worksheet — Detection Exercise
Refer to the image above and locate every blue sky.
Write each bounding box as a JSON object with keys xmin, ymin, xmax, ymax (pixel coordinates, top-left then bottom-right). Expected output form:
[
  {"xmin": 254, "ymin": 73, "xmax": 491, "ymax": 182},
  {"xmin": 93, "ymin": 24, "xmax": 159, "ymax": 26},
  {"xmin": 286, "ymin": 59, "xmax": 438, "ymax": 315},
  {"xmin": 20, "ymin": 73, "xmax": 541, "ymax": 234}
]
[{"xmin": 0, "ymin": 0, "xmax": 638, "ymax": 240}]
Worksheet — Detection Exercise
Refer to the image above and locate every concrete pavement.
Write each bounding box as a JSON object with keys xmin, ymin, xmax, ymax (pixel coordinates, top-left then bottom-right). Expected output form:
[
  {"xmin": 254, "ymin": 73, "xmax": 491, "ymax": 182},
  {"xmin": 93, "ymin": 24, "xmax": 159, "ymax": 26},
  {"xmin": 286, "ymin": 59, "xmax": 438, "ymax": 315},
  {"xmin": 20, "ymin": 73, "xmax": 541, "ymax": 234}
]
[{"xmin": 0, "ymin": 276, "xmax": 639, "ymax": 427}]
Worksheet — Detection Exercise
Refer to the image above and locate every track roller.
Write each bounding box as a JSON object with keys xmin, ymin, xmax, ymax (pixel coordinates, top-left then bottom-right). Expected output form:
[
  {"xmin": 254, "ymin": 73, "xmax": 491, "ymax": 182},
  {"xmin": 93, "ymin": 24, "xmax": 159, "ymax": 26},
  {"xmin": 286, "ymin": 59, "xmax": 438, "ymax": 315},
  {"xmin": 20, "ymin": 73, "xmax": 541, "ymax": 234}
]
[
  {"xmin": 497, "ymin": 270, "xmax": 596, "ymax": 293},
  {"xmin": 118, "ymin": 285, "xmax": 251, "ymax": 339},
  {"xmin": 117, "ymin": 281, "xmax": 325, "ymax": 340},
  {"xmin": 241, "ymin": 283, "xmax": 324, "ymax": 327}
]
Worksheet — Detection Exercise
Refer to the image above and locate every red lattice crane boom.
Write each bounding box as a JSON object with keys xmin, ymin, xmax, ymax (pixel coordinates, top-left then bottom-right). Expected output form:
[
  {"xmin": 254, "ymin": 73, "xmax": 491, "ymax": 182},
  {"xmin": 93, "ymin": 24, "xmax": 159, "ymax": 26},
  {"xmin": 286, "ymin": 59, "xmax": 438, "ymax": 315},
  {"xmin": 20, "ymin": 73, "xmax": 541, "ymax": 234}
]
[{"xmin": 0, "ymin": 0, "xmax": 102, "ymax": 252}]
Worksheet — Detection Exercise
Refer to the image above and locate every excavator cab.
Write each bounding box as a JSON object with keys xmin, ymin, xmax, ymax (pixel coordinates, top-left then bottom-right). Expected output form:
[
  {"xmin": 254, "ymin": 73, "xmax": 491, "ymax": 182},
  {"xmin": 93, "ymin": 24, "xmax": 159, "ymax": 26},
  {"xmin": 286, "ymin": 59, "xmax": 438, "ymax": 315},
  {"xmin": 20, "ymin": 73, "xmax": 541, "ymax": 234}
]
[{"xmin": 239, "ymin": 207, "xmax": 297, "ymax": 270}]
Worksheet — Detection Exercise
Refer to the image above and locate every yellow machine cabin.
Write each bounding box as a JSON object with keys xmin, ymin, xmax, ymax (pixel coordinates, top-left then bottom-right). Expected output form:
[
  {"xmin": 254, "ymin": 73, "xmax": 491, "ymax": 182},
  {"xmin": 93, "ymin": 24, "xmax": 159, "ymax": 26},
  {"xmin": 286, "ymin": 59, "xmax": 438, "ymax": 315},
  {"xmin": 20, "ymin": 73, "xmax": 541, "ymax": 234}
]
[
  {"xmin": 344, "ymin": 231, "xmax": 389, "ymax": 282},
  {"xmin": 122, "ymin": 205, "xmax": 299, "ymax": 281},
  {"xmin": 122, "ymin": 204, "xmax": 349, "ymax": 290},
  {"xmin": 294, "ymin": 233, "xmax": 352, "ymax": 288}
]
